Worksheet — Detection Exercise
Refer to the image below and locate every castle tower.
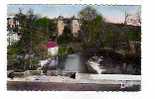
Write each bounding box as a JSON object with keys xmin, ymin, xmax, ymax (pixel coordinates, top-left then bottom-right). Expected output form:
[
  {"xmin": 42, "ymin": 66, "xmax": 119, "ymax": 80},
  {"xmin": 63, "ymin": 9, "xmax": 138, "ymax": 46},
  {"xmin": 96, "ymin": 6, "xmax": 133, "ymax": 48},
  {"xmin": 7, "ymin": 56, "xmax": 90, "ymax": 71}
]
[
  {"xmin": 57, "ymin": 16, "xmax": 65, "ymax": 36},
  {"xmin": 71, "ymin": 16, "xmax": 80, "ymax": 37}
]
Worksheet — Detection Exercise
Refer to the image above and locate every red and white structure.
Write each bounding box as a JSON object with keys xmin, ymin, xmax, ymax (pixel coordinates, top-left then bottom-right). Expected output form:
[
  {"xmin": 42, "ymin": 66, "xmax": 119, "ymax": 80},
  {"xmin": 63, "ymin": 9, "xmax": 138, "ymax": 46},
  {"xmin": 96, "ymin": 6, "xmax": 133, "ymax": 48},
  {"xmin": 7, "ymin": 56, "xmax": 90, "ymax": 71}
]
[{"xmin": 47, "ymin": 41, "xmax": 59, "ymax": 56}]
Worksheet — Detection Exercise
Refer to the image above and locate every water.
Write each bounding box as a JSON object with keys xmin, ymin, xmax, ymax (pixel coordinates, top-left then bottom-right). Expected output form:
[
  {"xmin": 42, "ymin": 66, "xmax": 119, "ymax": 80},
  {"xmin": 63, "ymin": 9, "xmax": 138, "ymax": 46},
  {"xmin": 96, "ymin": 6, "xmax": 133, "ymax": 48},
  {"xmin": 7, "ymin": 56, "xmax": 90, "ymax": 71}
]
[
  {"xmin": 60, "ymin": 53, "xmax": 87, "ymax": 73},
  {"xmin": 58, "ymin": 53, "xmax": 138, "ymax": 74}
]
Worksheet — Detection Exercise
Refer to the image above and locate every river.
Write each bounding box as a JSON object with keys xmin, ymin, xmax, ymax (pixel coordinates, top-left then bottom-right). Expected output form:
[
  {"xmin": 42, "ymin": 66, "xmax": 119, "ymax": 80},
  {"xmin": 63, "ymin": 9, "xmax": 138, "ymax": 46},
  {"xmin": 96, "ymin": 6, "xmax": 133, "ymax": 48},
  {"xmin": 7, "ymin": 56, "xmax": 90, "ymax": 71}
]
[{"xmin": 59, "ymin": 53, "xmax": 88, "ymax": 73}]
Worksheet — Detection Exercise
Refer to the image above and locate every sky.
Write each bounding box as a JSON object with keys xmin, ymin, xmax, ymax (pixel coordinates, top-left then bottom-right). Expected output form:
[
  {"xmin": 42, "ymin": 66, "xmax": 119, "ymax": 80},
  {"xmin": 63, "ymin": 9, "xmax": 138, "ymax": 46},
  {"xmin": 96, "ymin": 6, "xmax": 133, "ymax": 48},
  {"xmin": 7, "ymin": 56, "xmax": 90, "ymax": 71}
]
[{"xmin": 7, "ymin": 5, "xmax": 141, "ymax": 23}]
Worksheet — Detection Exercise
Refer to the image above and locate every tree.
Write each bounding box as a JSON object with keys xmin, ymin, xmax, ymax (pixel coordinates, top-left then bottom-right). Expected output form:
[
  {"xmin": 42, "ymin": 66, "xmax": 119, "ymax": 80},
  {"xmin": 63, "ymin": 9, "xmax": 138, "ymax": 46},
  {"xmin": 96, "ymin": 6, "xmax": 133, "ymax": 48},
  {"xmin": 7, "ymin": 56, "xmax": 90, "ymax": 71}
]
[
  {"xmin": 136, "ymin": 11, "xmax": 141, "ymax": 25},
  {"xmin": 9, "ymin": 9, "xmax": 40, "ymax": 70},
  {"xmin": 79, "ymin": 6, "xmax": 105, "ymax": 50},
  {"xmin": 19, "ymin": 9, "xmax": 38, "ymax": 69},
  {"xmin": 103, "ymin": 23, "xmax": 123, "ymax": 51},
  {"xmin": 33, "ymin": 17, "xmax": 57, "ymax": 59},
  {"xmin": 57, "ymin": 24, "xmax": 73, "ymax": 44},
  {"xmin": 124, "ymin": 11, "xmax": 130, "ymax": 25},
  {"xmin": 7, "ymin": 9, "xmax": 58, "ymax": 71},
  {"xmin": 34, "ymin": 17, "xmax": 57, "ymax": 40}
]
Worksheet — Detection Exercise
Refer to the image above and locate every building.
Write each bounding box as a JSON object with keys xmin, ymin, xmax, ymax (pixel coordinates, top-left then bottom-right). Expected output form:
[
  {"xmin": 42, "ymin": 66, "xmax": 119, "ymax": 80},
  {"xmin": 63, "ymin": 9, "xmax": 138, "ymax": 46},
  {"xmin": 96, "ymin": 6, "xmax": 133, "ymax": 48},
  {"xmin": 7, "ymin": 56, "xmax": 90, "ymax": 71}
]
[
  {"xmin": 7, "ymin": 15, "xmax": 20, "ymax": 46},
  {"xmin": 47, "ymin": 40, "xmax": 59, "ymax": 56},
  {"xmin": 71, "ymin": 16, "xmax": 80, "ymax": 37},
  {"xmin": 7, "ymin": 16, "xmax": 19, "ymax": 30},
  {"xmin": 7, "ymin": 33, "xmax": 20, "ymax": 46},
  {"xmin": 57, "ymin": 16, "xmax": 65, "ymax": 36},
  {"xmin": 57, "ymin": 16, "xmax": 80, "ymax": 37}
]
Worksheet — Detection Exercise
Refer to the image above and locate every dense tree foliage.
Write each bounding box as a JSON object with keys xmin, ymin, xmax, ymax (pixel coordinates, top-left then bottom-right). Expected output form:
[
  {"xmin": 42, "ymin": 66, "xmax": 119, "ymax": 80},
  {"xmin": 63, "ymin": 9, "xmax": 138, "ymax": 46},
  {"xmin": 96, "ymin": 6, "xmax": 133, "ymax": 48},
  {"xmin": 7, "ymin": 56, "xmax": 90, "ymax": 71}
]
[
  {"xmin": 7, "ymin": 9, "xmax": 57, "ymax": 70},
  {"xmin": 57, "ymin": 25, "xmax": 73, "ymax": 44},
  {"xmin": 79, "ymin": 6, "xmax": 105, "ymax": 49}
]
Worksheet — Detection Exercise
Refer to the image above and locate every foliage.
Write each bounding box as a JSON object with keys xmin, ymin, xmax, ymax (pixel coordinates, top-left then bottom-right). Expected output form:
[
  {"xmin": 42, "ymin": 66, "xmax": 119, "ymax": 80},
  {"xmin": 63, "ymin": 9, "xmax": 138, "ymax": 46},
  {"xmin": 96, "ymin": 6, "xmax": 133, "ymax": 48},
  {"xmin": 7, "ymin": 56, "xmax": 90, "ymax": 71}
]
[
  {"xmin": 57, "ymin": 25, "xmax": 73, "ymax": 44},
  {"xmin": 127, "ymin": 31, "xmax": 141, "ymax": 41},
  {"xmin": 34, "ymin": 17, "xmax": 57, "ymax": 39},
  {"xmin": 7, "ymin": 9, "xmax": 57, "ymax": 70},
  {"xmin": 79, "ymin": 6, "xmax": 105, "ymax": 49}
]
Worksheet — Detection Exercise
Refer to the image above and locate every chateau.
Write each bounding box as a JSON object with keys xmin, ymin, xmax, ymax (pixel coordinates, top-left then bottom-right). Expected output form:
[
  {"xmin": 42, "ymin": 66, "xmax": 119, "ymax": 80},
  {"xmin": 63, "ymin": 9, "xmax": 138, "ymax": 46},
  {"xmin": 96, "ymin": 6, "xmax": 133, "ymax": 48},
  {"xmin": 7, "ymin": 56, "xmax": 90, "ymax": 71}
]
[{"xmin": 57, "ymin": 16, "xmax": 80, "ymax": 37}]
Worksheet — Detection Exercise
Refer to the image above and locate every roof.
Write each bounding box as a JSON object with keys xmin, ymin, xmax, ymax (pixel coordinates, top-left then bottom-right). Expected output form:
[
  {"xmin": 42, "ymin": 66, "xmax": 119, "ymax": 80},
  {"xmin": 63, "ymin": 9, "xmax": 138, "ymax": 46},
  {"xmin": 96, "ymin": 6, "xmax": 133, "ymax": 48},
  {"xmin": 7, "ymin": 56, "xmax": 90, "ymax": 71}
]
[{"xmin": 47, "ymin": 41, "xmax": 58, "ymax": 48}]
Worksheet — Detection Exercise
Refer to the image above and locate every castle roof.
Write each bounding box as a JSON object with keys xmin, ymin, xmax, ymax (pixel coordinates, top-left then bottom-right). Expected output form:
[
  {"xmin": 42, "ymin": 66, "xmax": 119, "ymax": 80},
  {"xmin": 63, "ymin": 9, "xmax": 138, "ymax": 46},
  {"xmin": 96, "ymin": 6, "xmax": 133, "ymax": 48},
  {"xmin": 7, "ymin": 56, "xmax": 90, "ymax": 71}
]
[{"xmin": 47, "ymin": 41, "xmax": 58, "ymax": 48}]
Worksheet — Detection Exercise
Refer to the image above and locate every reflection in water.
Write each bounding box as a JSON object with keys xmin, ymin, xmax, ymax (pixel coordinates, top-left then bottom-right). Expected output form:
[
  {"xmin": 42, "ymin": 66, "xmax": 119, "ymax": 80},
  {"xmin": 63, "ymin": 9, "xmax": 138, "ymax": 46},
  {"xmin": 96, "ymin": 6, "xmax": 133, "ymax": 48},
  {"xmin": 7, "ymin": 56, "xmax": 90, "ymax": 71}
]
[{"xmin": 59, "ymin": 53, "xmax": 87, "ymax": 73}]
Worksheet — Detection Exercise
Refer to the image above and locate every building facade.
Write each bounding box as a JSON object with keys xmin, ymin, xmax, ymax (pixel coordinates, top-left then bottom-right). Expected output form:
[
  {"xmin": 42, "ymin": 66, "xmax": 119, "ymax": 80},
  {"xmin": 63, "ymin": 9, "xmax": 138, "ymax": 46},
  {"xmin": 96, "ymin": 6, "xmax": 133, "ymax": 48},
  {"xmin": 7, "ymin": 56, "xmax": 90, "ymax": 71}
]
[
  {"xmin": 71, "ymin": 17, "xmax": 80, "ymax": 37},
  {"xmin": 57, "ymin": 16, "xmax": 80, "ymax": 37},
  {"xmin": 7, "ymin": 16, "xmax": 20, "ymax": 46},
  {"xmin": 57, "ymin": 16, "xmax": 65, "ymax": 36}
]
